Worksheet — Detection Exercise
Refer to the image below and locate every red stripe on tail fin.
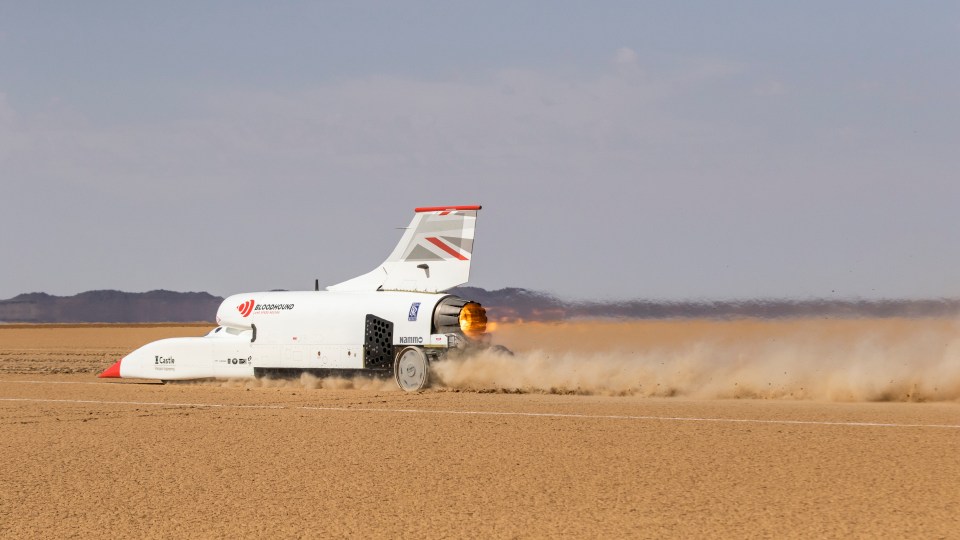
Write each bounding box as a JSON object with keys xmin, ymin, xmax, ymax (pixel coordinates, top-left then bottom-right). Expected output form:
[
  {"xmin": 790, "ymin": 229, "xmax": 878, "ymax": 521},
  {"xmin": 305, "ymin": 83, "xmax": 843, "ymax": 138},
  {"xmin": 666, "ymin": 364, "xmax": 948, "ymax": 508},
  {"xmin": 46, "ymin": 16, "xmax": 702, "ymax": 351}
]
[{"xmin": 426, "ymin": 237, "xmax": 468, "ymax": 260}]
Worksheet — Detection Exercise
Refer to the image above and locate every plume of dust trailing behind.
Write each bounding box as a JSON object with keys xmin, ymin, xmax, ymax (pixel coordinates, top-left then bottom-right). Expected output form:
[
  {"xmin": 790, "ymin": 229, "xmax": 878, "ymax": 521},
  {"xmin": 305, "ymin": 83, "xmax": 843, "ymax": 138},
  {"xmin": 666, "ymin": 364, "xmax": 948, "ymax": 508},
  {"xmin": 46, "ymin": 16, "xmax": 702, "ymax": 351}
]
[{"xmin": 431, "ymin": 320, "xmax": 960, "ymax": 401}]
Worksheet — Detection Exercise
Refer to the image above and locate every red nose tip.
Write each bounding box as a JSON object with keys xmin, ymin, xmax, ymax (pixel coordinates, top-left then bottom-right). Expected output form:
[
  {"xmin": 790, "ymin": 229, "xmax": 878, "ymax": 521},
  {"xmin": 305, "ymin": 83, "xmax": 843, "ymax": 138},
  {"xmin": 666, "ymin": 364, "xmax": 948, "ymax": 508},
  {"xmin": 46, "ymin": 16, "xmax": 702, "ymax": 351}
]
[{"xmin": 99, "ymin": 359, "xmax": 122, "ymax": 378}]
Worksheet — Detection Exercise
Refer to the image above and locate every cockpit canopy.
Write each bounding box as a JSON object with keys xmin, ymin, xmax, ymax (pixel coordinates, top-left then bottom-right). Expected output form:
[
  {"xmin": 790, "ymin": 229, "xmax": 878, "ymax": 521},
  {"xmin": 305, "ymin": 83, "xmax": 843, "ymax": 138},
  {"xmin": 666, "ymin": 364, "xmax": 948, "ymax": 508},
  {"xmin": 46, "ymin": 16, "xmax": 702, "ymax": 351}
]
[{"xmin": 205, "ymin": 326, "xmax": 249, "ymax": 338}]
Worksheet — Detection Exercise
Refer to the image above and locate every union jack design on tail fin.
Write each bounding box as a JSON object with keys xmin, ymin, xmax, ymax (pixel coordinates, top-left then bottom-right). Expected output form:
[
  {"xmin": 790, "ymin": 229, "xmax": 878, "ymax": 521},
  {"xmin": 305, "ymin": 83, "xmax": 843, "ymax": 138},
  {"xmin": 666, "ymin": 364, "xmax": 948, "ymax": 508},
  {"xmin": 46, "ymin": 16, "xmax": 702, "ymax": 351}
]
[{"xmin": 327, "ymin": 205, "xmax": 481, "ymax": 293}]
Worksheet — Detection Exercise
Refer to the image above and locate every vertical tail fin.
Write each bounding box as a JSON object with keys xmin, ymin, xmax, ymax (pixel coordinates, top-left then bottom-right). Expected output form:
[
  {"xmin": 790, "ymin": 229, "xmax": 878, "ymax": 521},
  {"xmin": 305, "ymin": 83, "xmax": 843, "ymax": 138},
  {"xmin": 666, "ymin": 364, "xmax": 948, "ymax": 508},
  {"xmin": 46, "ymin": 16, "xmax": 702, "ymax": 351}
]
[{"xmin": 327, "ymin": 205, "xmax": 481, "ymax": 293}]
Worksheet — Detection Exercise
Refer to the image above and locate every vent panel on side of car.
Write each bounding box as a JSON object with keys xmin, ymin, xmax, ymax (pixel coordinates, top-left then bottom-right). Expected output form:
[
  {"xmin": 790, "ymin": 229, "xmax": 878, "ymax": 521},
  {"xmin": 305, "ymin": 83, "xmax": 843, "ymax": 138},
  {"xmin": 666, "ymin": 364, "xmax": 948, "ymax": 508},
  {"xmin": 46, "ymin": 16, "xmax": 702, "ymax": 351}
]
[{"xmin": 364, "ymin": 314, "xmax": 394, "ymax": 370}]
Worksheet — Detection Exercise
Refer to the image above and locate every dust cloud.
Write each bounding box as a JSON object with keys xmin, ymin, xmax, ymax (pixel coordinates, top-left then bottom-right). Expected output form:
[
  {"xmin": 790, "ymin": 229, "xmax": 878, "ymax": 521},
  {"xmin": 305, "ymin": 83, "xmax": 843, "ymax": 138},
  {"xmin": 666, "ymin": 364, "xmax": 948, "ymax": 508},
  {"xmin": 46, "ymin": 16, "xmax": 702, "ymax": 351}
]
[
  {"xmin": 431, "ymin": 320, "xmax": 960, "ymax": 401},
  {"xmin": 177, "ymin": 320, "xmax": 960, "ymax": 401}
]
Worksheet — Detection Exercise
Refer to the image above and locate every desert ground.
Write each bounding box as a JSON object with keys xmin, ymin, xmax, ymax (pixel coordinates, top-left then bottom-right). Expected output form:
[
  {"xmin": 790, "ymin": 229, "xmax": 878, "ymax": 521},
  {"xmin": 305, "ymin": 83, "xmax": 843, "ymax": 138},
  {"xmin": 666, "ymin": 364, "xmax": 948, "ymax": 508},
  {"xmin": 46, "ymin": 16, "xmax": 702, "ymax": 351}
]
[{"xmin": 0, "ymin": 320, "xmax": 957, "ymax": 538}]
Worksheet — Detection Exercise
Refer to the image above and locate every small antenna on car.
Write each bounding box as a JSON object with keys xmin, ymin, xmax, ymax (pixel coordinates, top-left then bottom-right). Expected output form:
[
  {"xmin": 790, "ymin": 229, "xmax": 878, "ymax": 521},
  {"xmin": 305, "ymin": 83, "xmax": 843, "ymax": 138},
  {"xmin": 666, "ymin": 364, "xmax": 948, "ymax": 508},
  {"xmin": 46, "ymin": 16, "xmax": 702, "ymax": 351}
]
[{"xmin": 314, "ymin": 279, "xmax": 319, "ymax": 291}]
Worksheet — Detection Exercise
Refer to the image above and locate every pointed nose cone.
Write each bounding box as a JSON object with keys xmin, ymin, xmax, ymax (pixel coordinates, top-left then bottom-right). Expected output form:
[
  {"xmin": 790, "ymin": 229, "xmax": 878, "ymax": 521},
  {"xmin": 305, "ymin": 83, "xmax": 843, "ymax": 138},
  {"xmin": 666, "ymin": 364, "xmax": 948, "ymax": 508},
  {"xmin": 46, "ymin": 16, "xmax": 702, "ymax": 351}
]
[{"xmin": 99, "ymin": 359, "xmax": 123, "ymax": 378}]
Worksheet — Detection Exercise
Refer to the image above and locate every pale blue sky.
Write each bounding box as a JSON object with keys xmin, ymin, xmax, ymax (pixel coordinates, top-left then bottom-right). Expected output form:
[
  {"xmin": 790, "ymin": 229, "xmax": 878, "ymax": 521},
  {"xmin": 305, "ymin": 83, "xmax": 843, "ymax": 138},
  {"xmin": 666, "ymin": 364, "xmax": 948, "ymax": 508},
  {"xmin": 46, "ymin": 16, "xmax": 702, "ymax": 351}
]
[{"xmin": 1, "ymin": 2, "xmax": 958, "ymax": 300}]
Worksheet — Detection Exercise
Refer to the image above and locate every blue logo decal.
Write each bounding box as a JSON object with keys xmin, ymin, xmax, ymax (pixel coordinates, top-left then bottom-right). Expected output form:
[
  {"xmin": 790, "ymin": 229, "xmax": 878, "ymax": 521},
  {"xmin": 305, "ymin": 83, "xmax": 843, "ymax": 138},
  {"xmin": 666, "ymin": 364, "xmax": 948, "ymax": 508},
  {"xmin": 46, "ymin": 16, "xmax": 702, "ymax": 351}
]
[{"xmin": 408, "ymin": 302, "xmax": 421, "ymax": 322}]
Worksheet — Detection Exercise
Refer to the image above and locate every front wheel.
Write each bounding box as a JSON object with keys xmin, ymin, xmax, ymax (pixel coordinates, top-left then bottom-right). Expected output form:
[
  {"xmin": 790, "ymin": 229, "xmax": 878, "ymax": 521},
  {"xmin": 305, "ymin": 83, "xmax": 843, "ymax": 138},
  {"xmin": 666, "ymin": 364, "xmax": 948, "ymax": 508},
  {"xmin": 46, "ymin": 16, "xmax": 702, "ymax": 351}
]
[{"xmin": 394, "ymin": 346, "xmax": 430, "ymax": 392}]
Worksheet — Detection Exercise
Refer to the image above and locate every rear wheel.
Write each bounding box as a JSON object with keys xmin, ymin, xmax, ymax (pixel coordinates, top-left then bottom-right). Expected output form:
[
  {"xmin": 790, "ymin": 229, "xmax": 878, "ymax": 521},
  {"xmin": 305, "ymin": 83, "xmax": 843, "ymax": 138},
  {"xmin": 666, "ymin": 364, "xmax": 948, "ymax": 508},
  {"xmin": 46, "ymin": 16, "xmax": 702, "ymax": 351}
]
[{"xmin": 394, "ymin": 346, "xmax": 429, "ymax": 392}]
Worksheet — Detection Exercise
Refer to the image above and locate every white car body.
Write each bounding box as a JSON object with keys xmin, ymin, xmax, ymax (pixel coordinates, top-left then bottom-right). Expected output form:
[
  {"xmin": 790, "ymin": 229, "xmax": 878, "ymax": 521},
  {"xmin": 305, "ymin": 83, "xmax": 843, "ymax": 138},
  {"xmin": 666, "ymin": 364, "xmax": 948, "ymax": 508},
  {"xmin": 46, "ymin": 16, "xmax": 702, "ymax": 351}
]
[{"xmin": 100, "ymin": 206, "xmax": 491, "ymax": 390}]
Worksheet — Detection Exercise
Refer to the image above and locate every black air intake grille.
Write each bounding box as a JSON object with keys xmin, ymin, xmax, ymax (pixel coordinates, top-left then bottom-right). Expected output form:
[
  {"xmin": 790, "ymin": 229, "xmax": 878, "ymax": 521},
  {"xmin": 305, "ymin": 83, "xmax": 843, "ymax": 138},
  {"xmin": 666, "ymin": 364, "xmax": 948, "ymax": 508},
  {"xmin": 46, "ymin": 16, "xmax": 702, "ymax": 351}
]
[{"xmin": 364, "ymin": 314, "xmax": 394, "ymax": 370}]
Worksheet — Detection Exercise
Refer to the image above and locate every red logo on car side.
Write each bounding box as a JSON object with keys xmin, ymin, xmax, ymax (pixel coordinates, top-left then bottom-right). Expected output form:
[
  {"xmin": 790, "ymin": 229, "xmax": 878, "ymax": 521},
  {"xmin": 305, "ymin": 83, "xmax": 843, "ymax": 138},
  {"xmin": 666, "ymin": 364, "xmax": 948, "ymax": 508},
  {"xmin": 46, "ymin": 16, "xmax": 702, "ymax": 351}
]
[{"xmin": 237, "ymin": 299, "xmax": 255, "ymax": 317}]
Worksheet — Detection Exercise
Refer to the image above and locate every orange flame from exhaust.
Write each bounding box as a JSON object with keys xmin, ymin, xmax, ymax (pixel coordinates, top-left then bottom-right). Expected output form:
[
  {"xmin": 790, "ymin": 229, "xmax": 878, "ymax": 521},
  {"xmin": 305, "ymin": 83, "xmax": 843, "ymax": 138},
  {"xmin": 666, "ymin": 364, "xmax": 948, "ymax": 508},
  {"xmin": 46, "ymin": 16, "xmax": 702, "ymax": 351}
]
[{"xmin": 459, "ymin": 302, "xmax": 488, "ymax": 338}]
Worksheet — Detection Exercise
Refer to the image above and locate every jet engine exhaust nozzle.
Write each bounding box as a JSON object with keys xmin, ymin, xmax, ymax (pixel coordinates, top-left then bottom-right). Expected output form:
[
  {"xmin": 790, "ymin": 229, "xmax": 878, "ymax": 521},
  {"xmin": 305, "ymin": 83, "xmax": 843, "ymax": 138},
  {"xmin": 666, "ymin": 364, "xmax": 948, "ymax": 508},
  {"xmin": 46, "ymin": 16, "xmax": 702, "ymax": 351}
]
[{"xmin": 433, "ymin": 296, "xmax": 488, "ymax": 339}]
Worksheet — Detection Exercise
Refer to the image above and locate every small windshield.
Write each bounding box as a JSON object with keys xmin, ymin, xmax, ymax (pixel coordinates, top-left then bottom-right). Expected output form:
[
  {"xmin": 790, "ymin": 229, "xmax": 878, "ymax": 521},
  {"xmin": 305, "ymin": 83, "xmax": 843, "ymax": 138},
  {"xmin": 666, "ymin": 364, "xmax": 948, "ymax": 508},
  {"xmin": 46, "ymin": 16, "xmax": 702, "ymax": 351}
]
[{"xmin": 206, "ymin": 326, "xmax": 245, "ymax": 337}]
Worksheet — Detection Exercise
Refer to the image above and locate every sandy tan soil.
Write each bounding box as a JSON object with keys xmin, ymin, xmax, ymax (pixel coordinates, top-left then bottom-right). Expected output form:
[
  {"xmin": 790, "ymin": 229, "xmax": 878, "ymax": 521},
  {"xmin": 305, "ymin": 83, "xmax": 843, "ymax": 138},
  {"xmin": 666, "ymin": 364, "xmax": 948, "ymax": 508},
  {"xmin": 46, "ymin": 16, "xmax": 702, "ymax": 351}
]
[
  {"xmin": 0, "ymin": 321, "xmax": 957, "ymax": 538},
  {"xmin": 0, "ymin": 324, "xmax": 212, "ymax": 375}
]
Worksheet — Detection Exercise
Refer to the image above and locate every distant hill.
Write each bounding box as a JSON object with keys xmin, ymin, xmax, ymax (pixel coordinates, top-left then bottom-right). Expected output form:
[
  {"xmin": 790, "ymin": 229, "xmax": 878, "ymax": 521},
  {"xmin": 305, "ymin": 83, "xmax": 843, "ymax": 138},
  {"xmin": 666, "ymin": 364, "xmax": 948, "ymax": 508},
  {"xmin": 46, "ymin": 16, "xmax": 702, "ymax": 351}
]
[
  {"xmin": 1, "ymin": 288, "xmax": 958, "ymax": 323},
  {"xmin": 450, "ymin": 287, "xmax": 960, "ymax": 321},
  {"xmin": 0, "ymin": 290, "xmax": 222, "ymax": 323}
]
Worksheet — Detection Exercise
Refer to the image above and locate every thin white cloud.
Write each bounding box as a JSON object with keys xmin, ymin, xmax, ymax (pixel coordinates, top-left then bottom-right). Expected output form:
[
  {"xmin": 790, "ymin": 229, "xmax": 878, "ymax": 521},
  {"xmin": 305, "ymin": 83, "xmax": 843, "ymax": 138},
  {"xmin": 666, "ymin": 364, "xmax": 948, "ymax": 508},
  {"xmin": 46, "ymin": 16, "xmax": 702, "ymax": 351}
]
[
  {"xmin": 3, "ymin": 50, "xmax": 957, "ymax": 300},
  {"xmin": 753, "ymin": 80, "xmax": 787, "ymax": 96},
  {"xmin": 2, "ymin": 56, "xmax": 742, "ymax": 197},
  {"xmin": 614, "ymin": 46, "xmax": 638, "ymax": 66},
  {"xmin": 0, "ymin": 93, "xmax": 20, "ymax": 163}
]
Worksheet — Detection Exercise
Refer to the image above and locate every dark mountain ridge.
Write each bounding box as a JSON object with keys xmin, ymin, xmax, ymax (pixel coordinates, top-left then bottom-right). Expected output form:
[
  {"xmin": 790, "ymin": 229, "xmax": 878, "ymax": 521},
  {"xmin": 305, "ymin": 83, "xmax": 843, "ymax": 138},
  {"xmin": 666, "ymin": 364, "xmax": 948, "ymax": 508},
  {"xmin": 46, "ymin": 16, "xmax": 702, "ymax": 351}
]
[
  {"xmin": 0, "ymin": 290, "xmax": 222, "ymax": 323},
  {"xmin": 450, "ymin": 287, "xmax": 960, "ymax": 321},
  {"xmin": 1, "ymin": 288, "xmax": 958, "ymax": 323}
]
